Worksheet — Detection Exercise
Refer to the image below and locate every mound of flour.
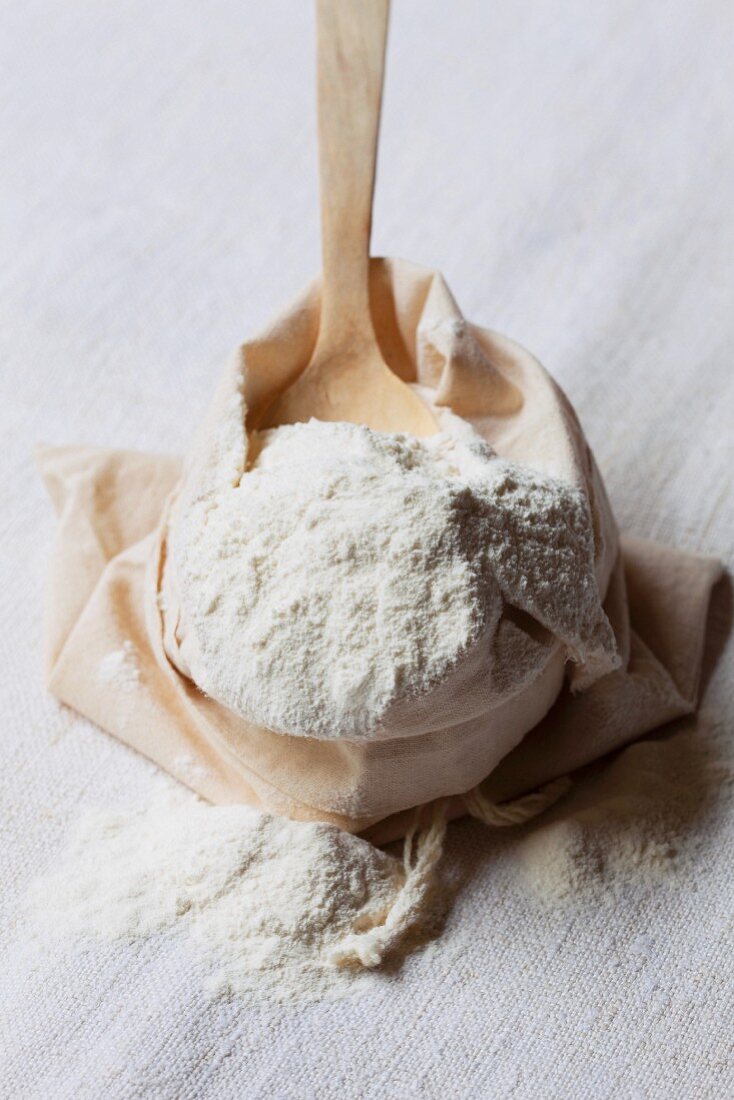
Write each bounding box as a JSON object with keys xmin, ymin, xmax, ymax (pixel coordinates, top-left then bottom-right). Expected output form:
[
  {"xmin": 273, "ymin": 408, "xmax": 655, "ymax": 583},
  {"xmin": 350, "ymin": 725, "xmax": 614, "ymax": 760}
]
[
  {"xmin": 519, "ymin": 722, "xmax": 733, "ymax": 903},
  {"xmin": 172, "ymin": 419, "xmax": 616, "ymax": 739},
  {"xmin": 28, "ymin": 787, "xmax": 404, "ymax": 1004}
]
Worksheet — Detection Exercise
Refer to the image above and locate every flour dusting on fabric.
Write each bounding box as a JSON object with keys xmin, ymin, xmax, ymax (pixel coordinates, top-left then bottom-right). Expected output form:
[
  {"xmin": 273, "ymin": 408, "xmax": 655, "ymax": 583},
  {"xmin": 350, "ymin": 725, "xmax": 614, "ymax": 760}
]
[{"xmin": 97, "ymin": 641, "xmax": 140, "ymax": 691}]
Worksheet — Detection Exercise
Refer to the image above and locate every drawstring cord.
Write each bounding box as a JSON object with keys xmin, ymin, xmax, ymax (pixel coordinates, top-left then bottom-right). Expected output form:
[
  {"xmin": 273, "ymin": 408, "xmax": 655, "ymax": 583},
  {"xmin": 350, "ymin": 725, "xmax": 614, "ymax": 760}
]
[
  {"xmin": 330, "ymin": 776, "xmax": 571, "ymax": 969},
  {"xmin": 463, "ymin": 775, "xmax": 572, "ymax": 827}
]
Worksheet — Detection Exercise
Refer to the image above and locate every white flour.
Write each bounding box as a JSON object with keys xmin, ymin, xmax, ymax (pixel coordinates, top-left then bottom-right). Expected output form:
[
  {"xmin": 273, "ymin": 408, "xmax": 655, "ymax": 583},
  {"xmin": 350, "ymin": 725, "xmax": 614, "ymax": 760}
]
[
  {"xmin": 174, "ymin": 752, "xmax": 213, "ymax": 786},
  {"xmin": 173, "ymin": 419, "xmax": 616, "ymax": 739},
  {"xmin": 519, "ymin": 721, "xmax": 732, "ymax": 903},
  {"xmin": 28, "ymin": 786, "xmax": 405, "ymax": 1005},
  {"xmin": 30, "ymin": 727, "xmax": 728, "ymax": 1006},
  {"xmin": 96, "ymin": 640, "xmax": 140, "ymax": 690}
]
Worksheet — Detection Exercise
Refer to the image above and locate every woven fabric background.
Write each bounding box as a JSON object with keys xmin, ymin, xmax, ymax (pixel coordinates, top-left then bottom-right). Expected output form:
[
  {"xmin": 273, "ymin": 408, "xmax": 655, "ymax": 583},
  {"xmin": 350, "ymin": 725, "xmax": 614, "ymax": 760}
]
[{"xmin": 1, "ymin": 1, "xmax": 732, "ymax": 1096}]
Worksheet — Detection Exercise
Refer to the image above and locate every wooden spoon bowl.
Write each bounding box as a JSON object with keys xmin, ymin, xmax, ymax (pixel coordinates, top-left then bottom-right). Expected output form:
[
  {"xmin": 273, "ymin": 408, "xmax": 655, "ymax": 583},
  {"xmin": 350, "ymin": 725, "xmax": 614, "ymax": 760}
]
[{"xmin": 261, "ymin": 0, "xmax": 436, "ymax": 437}]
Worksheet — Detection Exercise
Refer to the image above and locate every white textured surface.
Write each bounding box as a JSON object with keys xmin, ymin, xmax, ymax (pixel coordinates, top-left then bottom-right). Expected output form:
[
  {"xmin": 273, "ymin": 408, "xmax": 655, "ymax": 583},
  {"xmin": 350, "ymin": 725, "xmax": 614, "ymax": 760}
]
[{"xmin": 1, "ymin": 1, "xmax": 732, "ymax": 1097}]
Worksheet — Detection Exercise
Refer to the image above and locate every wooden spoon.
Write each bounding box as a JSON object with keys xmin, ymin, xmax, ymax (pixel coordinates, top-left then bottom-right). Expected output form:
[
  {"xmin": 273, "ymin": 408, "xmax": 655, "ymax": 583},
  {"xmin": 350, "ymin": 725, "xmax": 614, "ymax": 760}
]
[{"xmin": 260, "ymin": 0, "xmax": 436, "ymax": 436}]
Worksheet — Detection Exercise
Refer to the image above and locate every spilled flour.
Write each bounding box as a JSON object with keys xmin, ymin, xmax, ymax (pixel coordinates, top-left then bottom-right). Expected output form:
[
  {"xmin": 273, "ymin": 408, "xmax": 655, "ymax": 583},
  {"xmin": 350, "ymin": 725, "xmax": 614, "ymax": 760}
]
[
  {"xmin": 174, "ymin": 752, "xmax": 213, "ymax": 786},
  {"xmin": 27, "ymin": 785, "xmax": 405, "ymax": 1005},
  {"xmin": 96, "ymin": 640, "xmax": 140, "ymax": 690},
  {"xmin": 28, "ymin": 723, "xmax": 731, "ymax": 1003},
  {"xmin": 519, "ymin": 723, "xmax": 732, "ymax": 903}
]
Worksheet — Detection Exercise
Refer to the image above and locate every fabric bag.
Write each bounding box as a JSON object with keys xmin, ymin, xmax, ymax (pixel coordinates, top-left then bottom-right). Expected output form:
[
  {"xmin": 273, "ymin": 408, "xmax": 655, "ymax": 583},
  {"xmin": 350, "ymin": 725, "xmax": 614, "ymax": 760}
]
[{"xmin": 39, "ymin": 259, "xmax": 721, "ymax": 843}]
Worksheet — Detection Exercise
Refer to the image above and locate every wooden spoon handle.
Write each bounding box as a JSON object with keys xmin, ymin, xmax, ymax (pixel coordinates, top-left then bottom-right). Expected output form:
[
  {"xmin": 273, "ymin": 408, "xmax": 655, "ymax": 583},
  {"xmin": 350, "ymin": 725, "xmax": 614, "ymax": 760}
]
[{"xmin": 316, "ymin": 0, "xmax": 389, "ymax": 352}]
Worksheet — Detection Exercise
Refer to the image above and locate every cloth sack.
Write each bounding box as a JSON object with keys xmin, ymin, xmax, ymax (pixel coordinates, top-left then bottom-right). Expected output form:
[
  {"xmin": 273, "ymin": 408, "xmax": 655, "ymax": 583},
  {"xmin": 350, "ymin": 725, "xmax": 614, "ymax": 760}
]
[{"xmin": 38, "ymin": 259, "xmax": 722, "ymax": 842}]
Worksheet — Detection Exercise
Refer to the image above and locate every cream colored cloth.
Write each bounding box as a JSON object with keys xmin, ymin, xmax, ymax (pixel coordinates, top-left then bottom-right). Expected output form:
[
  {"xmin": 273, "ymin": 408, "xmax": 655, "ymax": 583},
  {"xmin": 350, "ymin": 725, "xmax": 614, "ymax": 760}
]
[{"xmin": 38, "ymin": 260, "xmax": 721, "ymax": 840}]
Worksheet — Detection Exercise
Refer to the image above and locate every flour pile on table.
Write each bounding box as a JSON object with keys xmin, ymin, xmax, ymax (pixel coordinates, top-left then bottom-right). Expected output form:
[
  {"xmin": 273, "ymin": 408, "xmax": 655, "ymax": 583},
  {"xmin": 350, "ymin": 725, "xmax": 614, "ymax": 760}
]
[
  {"xmin": 29, "ymin": 725, "xmax": 727, "ymax": 1004},
  {"xmin": 171, "ymin": 417, "xmax": 616, "ymax": 740},
  {"xmin": 519, "ymin": 721, "xmax": 732, "ymax": 903},
  {"xmin": 28, "ymin": 785, "xmax": 405, "ymax": 1004}
]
